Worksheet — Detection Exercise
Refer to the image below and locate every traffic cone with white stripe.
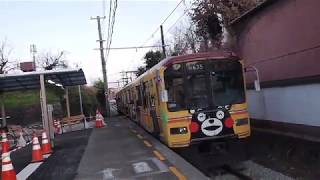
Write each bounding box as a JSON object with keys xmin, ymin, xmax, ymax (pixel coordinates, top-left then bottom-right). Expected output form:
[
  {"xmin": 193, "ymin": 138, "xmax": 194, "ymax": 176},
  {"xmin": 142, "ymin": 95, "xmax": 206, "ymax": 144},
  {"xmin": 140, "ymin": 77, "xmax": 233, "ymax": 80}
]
[
  {"xmin": 31, "ymin": 134, "xmax": 43, "ymax": 163},
  {"xmin": 1, "ymin": 130, "xmax": 10, "ymax": 152},
  {"xmin": 95, "ymin": 110, "xmax": 104, "ymax": 128},
  {"xmin": 41, "ymin": 131, "xmax": 52, "ymax": 155},
  {"xmin": 2, "ymin": 144, "xmax": 17, "ymax": 180}
]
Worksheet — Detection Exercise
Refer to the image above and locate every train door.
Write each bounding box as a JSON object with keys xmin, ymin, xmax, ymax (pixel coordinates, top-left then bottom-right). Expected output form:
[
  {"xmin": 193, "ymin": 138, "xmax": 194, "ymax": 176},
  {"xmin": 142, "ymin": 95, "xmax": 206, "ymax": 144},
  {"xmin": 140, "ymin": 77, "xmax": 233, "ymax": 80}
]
[
  {"xmin": 142, "ymin": 80, "xmax": 156, "ymax": 132},
  {"xmin": 136, "ymin": 84, "xmax": 143, "ymax": 125},
  {"xmin": 141, "ymin": 81, "xmax": 149, "ymax": 129},
  {"xmin": 131, "ymin": 88, "xmax": 137, "ymax": 120},
  {"xmin": 150, "ymin": 79, "xmax": 160, "ymax": 136}
]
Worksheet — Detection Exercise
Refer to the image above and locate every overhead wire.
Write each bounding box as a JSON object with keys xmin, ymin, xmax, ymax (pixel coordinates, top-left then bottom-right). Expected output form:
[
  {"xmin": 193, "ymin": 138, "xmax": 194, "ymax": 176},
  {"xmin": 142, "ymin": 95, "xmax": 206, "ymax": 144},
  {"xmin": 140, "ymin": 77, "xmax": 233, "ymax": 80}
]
[
  {"xmin": 131, "ymin": 0, "xmax": 187, "ymax": 66},
  {"xmin": 105, "ymin": 0, "xmax": 118, "ymax": 61},
  {"xmin": 105, "ymin": 0, "xmax": 113, "ymax": 47},
  {"xmin": 165, "ymin": 6, "xmax": 191, "ymax": 36},
  {"xmin": 140, "ymin": 0, "xmax": 186, "ymax": 47},
  {"xmin": 122, "ymin": 0, "xmax": 188, "ymax": 81},
  {"xmin": 106, "ymin": 0, "xmax": 118, "ymax": 59}
]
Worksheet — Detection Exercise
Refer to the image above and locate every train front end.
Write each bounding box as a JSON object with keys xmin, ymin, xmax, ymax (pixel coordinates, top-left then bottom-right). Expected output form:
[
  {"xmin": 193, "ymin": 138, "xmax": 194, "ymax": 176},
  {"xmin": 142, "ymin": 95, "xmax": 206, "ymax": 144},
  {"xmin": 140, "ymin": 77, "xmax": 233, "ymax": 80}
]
[{"xmin": 161, "ymin": 52, "xmax": 250, "ymax": 148}]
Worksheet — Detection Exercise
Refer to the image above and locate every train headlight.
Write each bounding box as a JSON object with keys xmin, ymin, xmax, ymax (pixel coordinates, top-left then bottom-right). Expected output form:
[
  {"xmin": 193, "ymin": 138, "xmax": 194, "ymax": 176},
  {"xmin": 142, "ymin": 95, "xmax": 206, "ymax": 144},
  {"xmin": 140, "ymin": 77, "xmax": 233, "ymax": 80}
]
[
  {"xmin": 197, "ymin": 113, "xmax": 206, "ymax": 122},
  {"xmin": 170, "ymin": 127, "xmax": 188, "ymax": 135},
  {"xmin": 216, "ymin": 110, "xmax": 224, "ymax": 119},
  {"xmin": 189, "ymin": 109, "xmax": 196, "ymax": 114}
]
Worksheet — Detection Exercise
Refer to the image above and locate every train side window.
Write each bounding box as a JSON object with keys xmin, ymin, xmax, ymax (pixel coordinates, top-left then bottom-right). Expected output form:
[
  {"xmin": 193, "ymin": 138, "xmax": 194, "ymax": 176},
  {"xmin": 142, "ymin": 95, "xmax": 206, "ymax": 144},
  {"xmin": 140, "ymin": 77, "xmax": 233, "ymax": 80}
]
[
  {"xmin": 147, "ymin": 80, "xmax": 155, "ymax": 107},
  {"xmin": 142, "ymin": 82, "xmax": 148, "ymax": 108},
  {"xmin": 136, "ymin": 86, "xmax": 142, "ymax": 106},
  {"xmin": 150, "ymin": 80, "xmax": 156, "ymax": 107}
]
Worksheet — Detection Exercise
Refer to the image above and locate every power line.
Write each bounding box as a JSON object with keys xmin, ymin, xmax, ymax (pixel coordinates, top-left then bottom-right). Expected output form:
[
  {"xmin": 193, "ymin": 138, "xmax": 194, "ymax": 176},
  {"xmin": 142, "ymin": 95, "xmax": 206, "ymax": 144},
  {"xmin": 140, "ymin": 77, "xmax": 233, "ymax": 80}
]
[
  {"xmin": 105, "ymin": 0, "xmax": 113, "ymax": 48},
  {"xmin": 160, "ymin": 0, "xmax": 185, "ymax": 26},
  {"xmin": 95, "ymin": 45, "xmax": 169, "ymax": 50},
  {"xmin": 129, "ymin": 0, "xmax": 187, "ymax": 75},
  {"xmin": 165, "ymin": 6, "xmax": 191, "ymax": 36},
  {"xmin": 141, "ymin": 0, "xmax": 185, "ymax": 47},
  {"xmin": 105, "ymin": 0, "xmax": 118, "ymax": 60}
]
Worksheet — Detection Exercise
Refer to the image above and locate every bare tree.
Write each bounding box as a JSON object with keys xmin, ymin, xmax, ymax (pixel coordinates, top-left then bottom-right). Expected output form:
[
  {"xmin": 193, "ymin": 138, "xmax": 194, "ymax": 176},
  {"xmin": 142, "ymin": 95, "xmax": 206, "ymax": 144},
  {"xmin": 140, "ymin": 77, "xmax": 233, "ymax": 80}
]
[
  {"xmin": 0, "ymin": 40, "xmax": 17, "ymax": 74},
  {"xmin": 172, "ymin": 27, "xmax": 187, "ymax": 55},
  {"xmin": 169, "ymin": 21, "xmax": 199, "ymax": 55},
  {"xmin": 190, "ymin": 0, "xmax": 258, "ymax": 49},
  {"xmin": 38, "ymin": 50, "xmax": 68, "ymax": 70},
  {"xmin": 185, "ymin": 24, "xmax": 198, "ymax": 53}
]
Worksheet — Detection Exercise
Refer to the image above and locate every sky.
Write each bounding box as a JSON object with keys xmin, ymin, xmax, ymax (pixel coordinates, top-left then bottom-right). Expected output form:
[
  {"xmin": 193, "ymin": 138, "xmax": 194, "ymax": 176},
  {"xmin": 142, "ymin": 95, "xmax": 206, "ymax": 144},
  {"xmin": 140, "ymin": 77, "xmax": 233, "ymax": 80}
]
[{"xmin": 0, "ymin": 0, "xmax": 191, "ymax": 87}]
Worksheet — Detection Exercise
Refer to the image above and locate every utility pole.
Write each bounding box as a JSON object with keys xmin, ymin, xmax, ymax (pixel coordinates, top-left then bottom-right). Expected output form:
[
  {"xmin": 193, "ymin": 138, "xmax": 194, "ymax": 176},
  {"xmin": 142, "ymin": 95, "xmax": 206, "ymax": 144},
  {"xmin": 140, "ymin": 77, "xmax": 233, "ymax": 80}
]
[
  {"xmin": 30, "ymin": 44, "xmax": 37, "ymax": 70},
  {"xmin": 120, "ymin": 71, "xmax": 137, "ymax": 86},
  {"xmin": 120, "ymin": 71, "xmax": 129, "ymax": 86},
  {"xmin": 91, "ymin": 16, "xmax": 111, "ymax": 117},
  {"xmin": 160, "ymin": 25, "xmax": 166, "ymax": 59},
  {"xmin": 109, "ymin": 81, "xmax": 120, "ymax": 89}
]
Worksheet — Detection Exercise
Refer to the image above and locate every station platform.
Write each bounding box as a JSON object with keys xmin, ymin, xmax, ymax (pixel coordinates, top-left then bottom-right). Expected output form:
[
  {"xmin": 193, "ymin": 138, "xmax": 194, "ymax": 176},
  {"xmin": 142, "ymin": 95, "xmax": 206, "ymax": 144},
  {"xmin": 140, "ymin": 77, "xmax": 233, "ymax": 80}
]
[{"xmin": 75, "ymin": 116, "xmax": 209, "ymax": 180}]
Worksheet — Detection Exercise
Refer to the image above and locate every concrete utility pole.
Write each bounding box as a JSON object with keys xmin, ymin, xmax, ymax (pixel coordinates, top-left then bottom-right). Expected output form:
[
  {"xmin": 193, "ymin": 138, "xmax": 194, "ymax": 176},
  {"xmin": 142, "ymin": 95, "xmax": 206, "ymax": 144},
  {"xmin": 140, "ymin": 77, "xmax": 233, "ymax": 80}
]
[
  {"xmin": 30, "ymin": 44, "xmax": 37, "ymax": 70},
  {"xmin": 40, "ymin": 74, "xmax": 49, "ymax": 132},
  {"xmin": 91, "ymin": 16, "xmax": 111, "ymax": 117},
  {"xmin": 160, "ymin": 25, "xmax": 166, "ymax": 58}
]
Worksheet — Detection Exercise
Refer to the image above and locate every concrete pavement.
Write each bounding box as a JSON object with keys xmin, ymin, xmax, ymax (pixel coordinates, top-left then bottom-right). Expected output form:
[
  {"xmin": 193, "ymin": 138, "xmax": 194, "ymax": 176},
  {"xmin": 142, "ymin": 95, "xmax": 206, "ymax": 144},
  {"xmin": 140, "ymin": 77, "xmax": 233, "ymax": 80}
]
[{"xmin": 75, "ymin": 116, "xmax": 208, "ymax": 180}]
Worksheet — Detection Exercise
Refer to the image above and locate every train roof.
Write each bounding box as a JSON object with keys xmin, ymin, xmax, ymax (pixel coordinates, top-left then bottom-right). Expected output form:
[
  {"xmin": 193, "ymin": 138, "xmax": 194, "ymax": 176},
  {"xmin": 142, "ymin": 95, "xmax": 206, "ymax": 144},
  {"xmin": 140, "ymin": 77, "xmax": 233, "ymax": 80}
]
[{"xmin": 119, "ymin": 51, "xmax": 239, "ymax": 91}]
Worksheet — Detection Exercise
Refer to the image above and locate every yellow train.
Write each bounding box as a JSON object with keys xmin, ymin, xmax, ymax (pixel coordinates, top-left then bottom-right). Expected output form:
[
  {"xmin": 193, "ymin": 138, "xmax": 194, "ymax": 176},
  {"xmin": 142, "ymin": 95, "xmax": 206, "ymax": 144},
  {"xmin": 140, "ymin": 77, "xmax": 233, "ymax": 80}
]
[{"xmin": 116, "ymin": 51, "xmax": 250, "ymax": 149}]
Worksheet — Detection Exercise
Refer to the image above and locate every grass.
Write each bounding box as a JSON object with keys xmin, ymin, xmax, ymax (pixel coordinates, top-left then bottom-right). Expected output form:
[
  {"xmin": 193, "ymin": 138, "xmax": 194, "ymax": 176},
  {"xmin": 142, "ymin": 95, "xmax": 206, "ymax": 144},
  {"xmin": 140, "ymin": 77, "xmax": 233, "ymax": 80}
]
[{"xmin": 2, "ymin": 89, "xmax": 61, "ymax": 109}]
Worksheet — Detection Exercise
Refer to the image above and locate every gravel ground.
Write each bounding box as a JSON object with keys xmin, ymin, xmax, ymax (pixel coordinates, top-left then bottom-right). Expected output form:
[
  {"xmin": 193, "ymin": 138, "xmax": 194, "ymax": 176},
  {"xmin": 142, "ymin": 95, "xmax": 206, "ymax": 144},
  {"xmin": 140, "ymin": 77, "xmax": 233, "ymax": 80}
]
[
  {"xmin": 242, "ymin": 161, "xmax": 293, "ymax": 180},
  {"xmin": 211, "ymin": 161, "xmax": 293, "ymax": 180},
  {"xmin": 249, "ymin": 129, "xmax": 320, "ymax": 180}
]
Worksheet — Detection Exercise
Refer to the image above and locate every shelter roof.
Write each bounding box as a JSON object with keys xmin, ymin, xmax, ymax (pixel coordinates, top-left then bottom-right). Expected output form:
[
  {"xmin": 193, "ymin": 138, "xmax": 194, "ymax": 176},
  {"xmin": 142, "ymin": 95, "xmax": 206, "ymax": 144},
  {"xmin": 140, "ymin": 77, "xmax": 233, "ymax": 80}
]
[{"xmin": 0, "ymin": 68, "xmax": 87, "ymax": 92}]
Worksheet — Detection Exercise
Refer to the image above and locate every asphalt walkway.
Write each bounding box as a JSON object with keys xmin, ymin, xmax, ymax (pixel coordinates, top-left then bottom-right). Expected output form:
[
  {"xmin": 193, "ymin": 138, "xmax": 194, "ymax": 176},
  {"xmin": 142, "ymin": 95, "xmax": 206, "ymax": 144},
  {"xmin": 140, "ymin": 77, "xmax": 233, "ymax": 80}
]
[
  {"xmin": 27, "ymin": 129, "xmax": 92, "ymax": 180},
  {"xmin": 75, "ymin": 116, "xmax": 208, "ymax": 180}
]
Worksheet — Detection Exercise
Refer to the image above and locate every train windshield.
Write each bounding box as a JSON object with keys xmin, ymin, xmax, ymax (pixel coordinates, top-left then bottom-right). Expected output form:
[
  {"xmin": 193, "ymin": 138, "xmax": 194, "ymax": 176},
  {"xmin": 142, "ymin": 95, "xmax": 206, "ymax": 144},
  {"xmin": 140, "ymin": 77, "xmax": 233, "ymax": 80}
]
[
  {"xmin": 164, "ymin": 60, "xmax": 245, "ymax": 112},
  {"xmin": 208, "ymin": 61, "xmax": 245, "ymax": 106}
]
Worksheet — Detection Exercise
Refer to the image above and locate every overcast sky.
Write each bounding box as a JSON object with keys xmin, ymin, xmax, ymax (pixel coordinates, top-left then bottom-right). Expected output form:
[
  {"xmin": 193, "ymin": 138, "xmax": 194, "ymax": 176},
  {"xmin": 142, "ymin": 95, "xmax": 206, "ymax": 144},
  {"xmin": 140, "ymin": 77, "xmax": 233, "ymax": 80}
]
[{"xmin": 0, "ymin": 0, "xmax": 190, "ymax": 87}]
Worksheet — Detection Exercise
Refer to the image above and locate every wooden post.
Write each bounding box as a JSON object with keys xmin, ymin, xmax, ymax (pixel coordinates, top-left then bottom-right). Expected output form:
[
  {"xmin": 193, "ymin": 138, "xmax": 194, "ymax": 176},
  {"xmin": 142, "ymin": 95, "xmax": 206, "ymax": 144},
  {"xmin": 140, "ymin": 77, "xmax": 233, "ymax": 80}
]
[
  {"xmin": 65, "ymin": 87, "xmax": 71, "ymax": 118},
  {"xmin": 78, "ymin": 85, "xmax": 83, "ymax": 115},
  {"xmin": 1, "ymin": 94, "xmax": 6, "ymax": 127}
]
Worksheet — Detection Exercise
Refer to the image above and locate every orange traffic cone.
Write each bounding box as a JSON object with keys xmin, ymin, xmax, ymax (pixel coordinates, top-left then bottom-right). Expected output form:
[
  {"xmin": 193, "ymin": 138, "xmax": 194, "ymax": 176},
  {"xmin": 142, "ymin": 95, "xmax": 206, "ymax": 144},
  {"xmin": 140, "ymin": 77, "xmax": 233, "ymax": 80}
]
[
  {"xmin": 95, "ymin": 110, "xmax": 105, "ymax": 128},
  {"xmin": 31, "ymin": 134, "xmax": 43, "ymax": 163},
  {"xmin": 1, "ymin": 130, "xmax": 10, "ymax": 152},
  {"xmin": 2, "ymin": 143, "xmax": 17, "ymax": 180},
  {"xmin": 41, "ymin": 131, "xmax": 52, "ymax": 155}
]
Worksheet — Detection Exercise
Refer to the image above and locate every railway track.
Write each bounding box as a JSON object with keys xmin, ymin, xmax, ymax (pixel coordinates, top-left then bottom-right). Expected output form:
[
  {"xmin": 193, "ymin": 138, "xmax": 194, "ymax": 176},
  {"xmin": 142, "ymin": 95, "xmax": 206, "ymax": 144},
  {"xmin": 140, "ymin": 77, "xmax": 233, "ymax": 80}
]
[
  {"xmin": 220, "ymin": 165, "xmax": 253, "ymax": 180},
  {"xmin": 175, "ymin": 143, "xmax": 253, "ymax": 180}
]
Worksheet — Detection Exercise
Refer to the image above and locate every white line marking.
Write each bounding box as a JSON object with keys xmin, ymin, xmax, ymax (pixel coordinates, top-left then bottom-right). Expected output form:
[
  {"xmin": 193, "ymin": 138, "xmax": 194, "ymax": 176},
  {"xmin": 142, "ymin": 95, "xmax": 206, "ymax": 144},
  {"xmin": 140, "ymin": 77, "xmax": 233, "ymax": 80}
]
[
  {"xmin": 17, "ymin": 162, "xmax": 42, "ymax": 180},
  {"xmin": 101, "ymin": 168, "xmax": 118, "ymax": 179},
  {"xmin": 132, "ymin": 161, "xmax": 152, "ymax": 174},
  {"xmin": 16, "ymin": 154, "xmax": 51, "ymax": 180},
  {"xmin": 43, "ymin": 154, "xmax": 51, "ymax": 159}
]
